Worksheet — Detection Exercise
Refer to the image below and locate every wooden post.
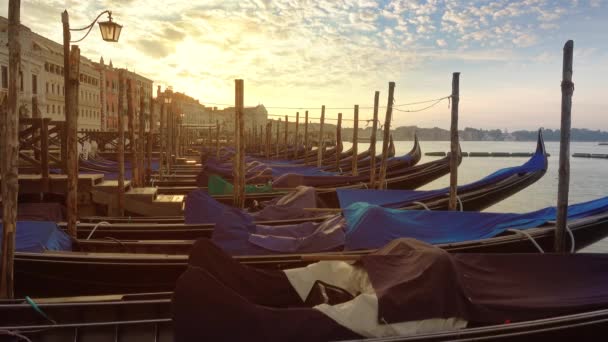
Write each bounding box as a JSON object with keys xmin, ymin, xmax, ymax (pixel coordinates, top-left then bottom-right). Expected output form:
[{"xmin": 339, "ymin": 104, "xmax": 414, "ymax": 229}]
[
  {"xmin": 335, "ymin": 113, "xmax": 342, "ymax": 170},
  {"xmin": 159, "ymin": 100, "xmax": 165, "ymax": 177},
  {"xmin": 304, "ymin": 110, "xmax": 309, "ymax": 156},
  {"xmin": 276, "ymin": 118, "xmax": 280, "ymax": 158},
  {"xmin": 448, "ymin": 73, "xmax": 461, "ymax": 211},
  {"xmin": 352, "ymin": 105, "xmax": 359, "ymax": 175},
  {"xmin": 265, "ymin": 121, "xmax": 272, "ymax": 159},
  {"xmin": 294, "ymin": 112, "xmax": 300, "ymax": 159},
  {"xmin": 215, "ymin": 120, "xmax": 220, "ymax": 159},
  {"xmin": 378, "ymin": 82, "xmax": 395, "ymax": 190},
  {"xmin": 60, "ymin": 10, "xmax": 70, "ymax": 173},
  {"xmin": 127, "ymin": 79, "xmax": 139, "ymax": 187},
  {"xmin": 317, "ymin": 105, "xmax": 325, "ymax": 167},
  {"xmin": 369, "ymin": 91, "xmax": 379, "ymax": 186},
  {"xmin": 233, "ymin": 80, "xmax": 245, "ymax": 208},
  {"xmin": 555, "ymin": 40, "xmax": 574, "ymax": 253},
  {"xmin": 66, "ymin": 45, "xmax": 80, "ymax": 237},
  {"xmin": 284, "ymin": 115, "xmax": 289, "ymax": 159},
  {"xmin": 139, "ymin": 86, "xmax": 146, "ymax": 185},
  {"xmin": 146, "ymin": 96, "xmax": 153, "ymax": 183},
  {"xmin": 117, "ymin": 71, "xmax": 125, "ymax": 216},
  {"xmin": 1, "ymin": 0, "xmax": 20, "ymax": 298},
  {"xmin": 32, "ymin": 97, "xmax": 40, "ymax": 160},
  {"xmin": 40, "ymin": 118, "xmax": 50, "ymax": 192},
  {"xmin": 166, "ymin": 102, "xmax": 172, "ymax": 172}
]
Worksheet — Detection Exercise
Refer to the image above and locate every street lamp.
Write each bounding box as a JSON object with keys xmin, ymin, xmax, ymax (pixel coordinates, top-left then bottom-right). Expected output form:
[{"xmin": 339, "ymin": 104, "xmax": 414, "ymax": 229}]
[{"xmin": 61, "ymin": 9, "xmax": 122, "ymax": 238}]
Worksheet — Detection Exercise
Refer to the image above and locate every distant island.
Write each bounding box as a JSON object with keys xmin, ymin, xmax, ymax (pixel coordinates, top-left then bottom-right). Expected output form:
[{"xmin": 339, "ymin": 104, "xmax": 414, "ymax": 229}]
[{"xmin": 340, "ymin": 126, "xmax": 608, "ymax": 142}]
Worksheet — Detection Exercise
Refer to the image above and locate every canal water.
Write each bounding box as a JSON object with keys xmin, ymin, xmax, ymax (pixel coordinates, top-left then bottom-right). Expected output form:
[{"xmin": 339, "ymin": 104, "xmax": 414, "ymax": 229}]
[{"xmin": 344, "ymin": 140, "xmax": 608, "ymax": 252}]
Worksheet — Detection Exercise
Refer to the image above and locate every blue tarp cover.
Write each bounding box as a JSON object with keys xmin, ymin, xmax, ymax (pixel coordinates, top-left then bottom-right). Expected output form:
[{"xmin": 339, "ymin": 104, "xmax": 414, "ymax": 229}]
[
  {"xmin": 0, "ymin": 221, "xmax": 72, "ymax": 253},
  {"xmin": 343, "ymin": 196, "xmax": 608, "ymax": 250},
  {"xmin": 210, "ymin": 196, "xmax": 608, "ymax": 254}
]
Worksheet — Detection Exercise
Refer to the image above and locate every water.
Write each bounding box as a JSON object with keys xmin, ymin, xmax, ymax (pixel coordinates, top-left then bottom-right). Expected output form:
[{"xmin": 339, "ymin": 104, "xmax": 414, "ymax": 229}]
[{"xmin": 343, "ymin": 140, "xmax": 608, "ymax": 252}]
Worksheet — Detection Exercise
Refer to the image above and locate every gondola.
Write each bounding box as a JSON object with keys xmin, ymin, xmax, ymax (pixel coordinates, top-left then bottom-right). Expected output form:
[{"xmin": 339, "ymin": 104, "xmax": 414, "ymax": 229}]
[
  {"xmin": 171, "ymin": 238, "xmax": 608, "ymax": 341},
  {"xmin": 11, "ymin": 200, "xmax": 608, "ymax": 297},
  {"xmin": 0, "ymin": 292, "xmax": 173, "ymax": 342},
  {"xmin": 70, "ymin": 131, "xmax": 547, "ymax": 239},
  {"xmin": 6, "ymin": 238, "xmax": 608, "ymax": 342}
]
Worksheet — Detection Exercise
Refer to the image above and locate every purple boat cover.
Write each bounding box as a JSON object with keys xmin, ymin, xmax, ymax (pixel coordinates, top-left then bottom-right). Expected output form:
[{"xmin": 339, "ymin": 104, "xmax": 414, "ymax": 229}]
[
  {"xmin": 213, "ymin": 214, "xmax": 346, "ymax": 255},
  {"xmin": 363, "ymin": 238, "xmax": 608, "ymax": 324},
  {"xmin": 184, "ymin": 187, "xmax": 324, "ymax": 224}
]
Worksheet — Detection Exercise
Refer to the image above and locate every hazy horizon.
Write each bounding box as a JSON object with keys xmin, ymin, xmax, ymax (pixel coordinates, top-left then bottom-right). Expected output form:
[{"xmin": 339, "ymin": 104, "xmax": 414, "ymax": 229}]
[{"xmin": 4, "ymin": 0, "xmax": 607, "ymax": 131}]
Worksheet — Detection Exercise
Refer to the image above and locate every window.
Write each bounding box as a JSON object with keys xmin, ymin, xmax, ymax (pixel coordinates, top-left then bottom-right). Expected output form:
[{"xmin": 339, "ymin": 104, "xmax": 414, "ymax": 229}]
[
  {"xmin": 62, "ymin": 86, "xmax": 64, "ymax": 95},
  {"xmin": 45, "ymin": 63, "xmax": 49, "ymax": 72},
  {"xmin": 19, "ymin": 70, "xmax": 23, "ymax": 91},
  {"xmin": 51, "ymin": 83, "xmax": 55, "ymax": 94},
  {"xmin": 32, "ymin": 74, "xmax": 37, "ymax": 94},
  {"xmin": 52, "ymin": 105, "xmax": 55, "ymax": 114},
  {"xmin": 47, "ymin": 105, "xmax": 49, "ymax": 114},
  {"xmin": 46, "ymin": 82, "xmax": 49, "ymax": 93}
]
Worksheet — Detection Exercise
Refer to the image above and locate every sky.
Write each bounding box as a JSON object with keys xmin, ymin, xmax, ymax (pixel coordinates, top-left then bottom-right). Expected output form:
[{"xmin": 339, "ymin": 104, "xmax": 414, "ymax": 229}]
[{"xmin": 3, "ymin": 0, "xmax": 608, "ymax": 130}]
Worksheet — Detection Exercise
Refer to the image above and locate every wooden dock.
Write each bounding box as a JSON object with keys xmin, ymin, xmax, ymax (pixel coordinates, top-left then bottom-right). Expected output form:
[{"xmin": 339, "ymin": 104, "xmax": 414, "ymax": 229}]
[
  {"xmin": 573, "ymin": 153, "xmax": 608, "ymax": 159},
  {"xmin": 425, "ymin": 152, "xmax": 550, "ymax": 157}
]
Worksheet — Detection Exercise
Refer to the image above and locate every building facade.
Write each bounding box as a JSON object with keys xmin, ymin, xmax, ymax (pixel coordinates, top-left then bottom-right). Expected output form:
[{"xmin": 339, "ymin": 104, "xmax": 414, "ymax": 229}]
[
  {"xmin": 0, "ymin": 17, "xmax": 46, "ymax": 119},
  {"xmin": 1, "ymin": 16, "xmax": 105, "ymax": 131}
]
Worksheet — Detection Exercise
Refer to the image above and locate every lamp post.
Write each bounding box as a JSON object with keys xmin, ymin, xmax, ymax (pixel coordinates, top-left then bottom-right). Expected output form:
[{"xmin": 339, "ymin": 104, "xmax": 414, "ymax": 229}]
[{"xmin": 62, "ymin": 10, "xmax": 121, "ymax": 236}]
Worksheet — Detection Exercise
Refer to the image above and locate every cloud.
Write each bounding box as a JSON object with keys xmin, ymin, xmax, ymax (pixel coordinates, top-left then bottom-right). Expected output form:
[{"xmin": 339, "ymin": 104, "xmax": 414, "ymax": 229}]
[
  {"xmin": 135, "ymin": 39, "xmax": 173, "ymax": 58},
  {"xmin": 3, "ymin": 0, "xmax": 606, "ymax": 129}
]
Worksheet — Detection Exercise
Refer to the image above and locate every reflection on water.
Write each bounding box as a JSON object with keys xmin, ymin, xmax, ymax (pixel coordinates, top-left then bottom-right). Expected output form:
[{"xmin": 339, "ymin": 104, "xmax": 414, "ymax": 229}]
[{"xmin": 344, "ymin": 140, "xmax": 607, "ymax": 213}]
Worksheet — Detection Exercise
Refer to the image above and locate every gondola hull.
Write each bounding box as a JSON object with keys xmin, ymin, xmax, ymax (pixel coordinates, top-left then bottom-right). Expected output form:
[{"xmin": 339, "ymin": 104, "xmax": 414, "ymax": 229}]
[{"xmin": 14, "ymin": 213, "xmax": 608, "ymax": 297}]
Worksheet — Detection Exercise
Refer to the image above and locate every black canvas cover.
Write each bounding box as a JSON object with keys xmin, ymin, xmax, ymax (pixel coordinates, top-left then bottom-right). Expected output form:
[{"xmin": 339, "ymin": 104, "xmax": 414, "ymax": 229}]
[
  {"xmin": 175, "ymin": 239, "xmax": 361, "ymax": 341},
  {"xmin": 363, "ymin": 238, "xmax": 608, "ymax": 324}
]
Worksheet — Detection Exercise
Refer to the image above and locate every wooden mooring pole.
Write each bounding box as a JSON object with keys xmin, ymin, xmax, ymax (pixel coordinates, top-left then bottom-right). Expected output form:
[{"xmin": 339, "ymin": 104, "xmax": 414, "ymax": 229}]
[
  {"xmin": 352, "ymin": 105, "xmax": 359, "ymax": 176},
  {"xmin": 317, "ymin": 105, "xmax": 325, "ymax": 167},
  {"xmin": 284, "ymin": 115, "xmax": 289, "ymax": 159},
  {"xmin": 304, "ymin": 111, "xmax": 309, "ymax": 157},
  {"xmin": 138, "ymin": 86, "xmax": 146, "ymax": 186},
  {"xmin": 216, "ymin": 120, "xmax": 220, "ymax": 159},
  {"xmin": 555, "ymin": 40, "xmax": 574, "ymax": 253},
  {"xmin": 127, "ymin": 79, "xmax": 139, "ymax": 187},
  {"xmin": 336, "ymin": 113, "xmax": 343, "ymax": 171},
  {"xmin": 265, "ymin": 120, "xmax": 272, "ymax": 159},
  {"xmin": 276, "ymin": 118, "xmax": 280, "ymax": 158},
  {"xmin": 146, "ymin": 95, "xmax": 153, "ymax": 183},
  {"xmin": 294, "ymin": 112, "xmax": 300, "ymax": 159},
  {"xmin": 159, "ymin": 100, "xmax": 165, "ymax": 177},
  {"xmin": 1, "ymin": 0, "xmax": 20, "ymax": 298},
  {"xmin": 233, "ymin": 79, "xmax": 245, "ymax": 208},
  {"xmin": 65, "ymin": 46, "xmax": 80, "ymax": 237},
  {"xmin": 369, "ymin": 91, "xmax": 379, "ymax": 187},
  {"xmin": 117, "ymin": 72, "xmax": 126, "ymax": 216},
  {"xmin": 448, "ymin": 72, "xmax": 460, "ymax": 211},
  {"xmin": 378, "ymin": 82, "xmax": 395, "ymax": 190}
]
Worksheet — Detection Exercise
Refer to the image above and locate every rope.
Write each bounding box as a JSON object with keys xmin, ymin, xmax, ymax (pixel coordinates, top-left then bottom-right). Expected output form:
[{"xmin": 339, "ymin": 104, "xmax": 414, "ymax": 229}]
[
  {"xmin": 86, "ymin": 221, "xmax": 110, "ymax": 240},
  {"xmin": 393, "ymin": 96, "xmax": 450, "ymax": 113},
  {"xmin": 457, "ymin": 196, "xmax": 463, "ymax": 212},
  {"xmin": 25, "ymin": 297, "xmax": 57, "ymax": 325},
  {"xmin": 203, "ymin": 95, "xmax": 452, "ymax": 112},
  {"xmin": 412, "ymin": 201, "xmax": 431, "ymax": 211},
  {"xmin": 507, "ymin": 229, "xmax": 545, "ymax": 253},
  {"xmin": 567, "ymin": 224, "xmax": 575, "ymax": 253}
]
